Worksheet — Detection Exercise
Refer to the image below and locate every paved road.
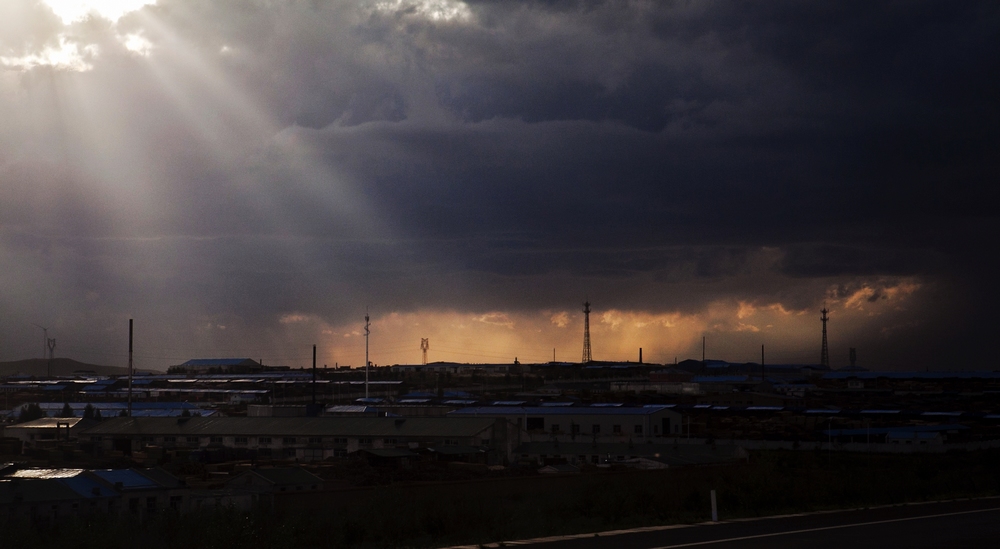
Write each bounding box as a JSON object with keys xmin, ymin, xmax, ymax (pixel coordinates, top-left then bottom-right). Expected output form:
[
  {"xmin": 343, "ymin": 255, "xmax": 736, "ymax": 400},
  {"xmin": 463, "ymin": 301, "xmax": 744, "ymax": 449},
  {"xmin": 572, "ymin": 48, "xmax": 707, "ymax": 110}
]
[{"xmin": 445, "ymin": 498, "xmax": 1000, "ymax": 549}]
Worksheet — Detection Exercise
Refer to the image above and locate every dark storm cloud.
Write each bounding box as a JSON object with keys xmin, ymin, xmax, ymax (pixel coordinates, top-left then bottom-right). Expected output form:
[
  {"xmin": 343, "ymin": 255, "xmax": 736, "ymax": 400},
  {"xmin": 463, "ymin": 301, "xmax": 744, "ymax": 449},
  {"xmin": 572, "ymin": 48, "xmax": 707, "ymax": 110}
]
[{"xmin": 1, "ymin": 0, "xmax": 998, "ymax": 368}]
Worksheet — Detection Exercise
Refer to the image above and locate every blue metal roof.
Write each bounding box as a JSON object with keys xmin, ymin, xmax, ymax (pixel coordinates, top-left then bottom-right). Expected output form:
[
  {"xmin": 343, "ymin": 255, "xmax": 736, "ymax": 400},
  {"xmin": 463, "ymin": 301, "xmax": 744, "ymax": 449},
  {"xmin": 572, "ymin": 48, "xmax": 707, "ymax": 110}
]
[
  {"xmin": 91, "ymin": 469, "xmax": 159, "ymax": 490},
  {"xmin": 823, "ymin": 371, "xmax": 1000, "ymax": 380},
  {"xmin": 450, "ymin": 405, "xmax": 673, "ymax": 416},
  {"xmin": 60, "ymin": 475, "xmax": 115, "ymax": 498}
]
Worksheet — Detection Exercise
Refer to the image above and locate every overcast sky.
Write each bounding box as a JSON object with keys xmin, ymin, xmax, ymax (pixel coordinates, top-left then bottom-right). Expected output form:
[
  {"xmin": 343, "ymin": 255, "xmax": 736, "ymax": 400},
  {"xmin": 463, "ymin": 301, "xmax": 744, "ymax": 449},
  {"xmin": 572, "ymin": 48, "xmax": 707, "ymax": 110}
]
[{"xmin": 1, "ymin": 0, "xmax": 997, "ymax": 371}]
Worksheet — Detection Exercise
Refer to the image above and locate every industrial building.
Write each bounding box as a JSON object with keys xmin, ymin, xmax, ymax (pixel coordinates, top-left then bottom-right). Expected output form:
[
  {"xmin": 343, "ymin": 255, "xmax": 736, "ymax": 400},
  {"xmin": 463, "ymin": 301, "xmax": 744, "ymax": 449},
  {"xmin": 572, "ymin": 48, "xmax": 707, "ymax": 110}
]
[
  {"xmin": 447, "ymin": 404, "xmax": 683, "ymax": 441},
  {"xmin": 79, "ymin": 416, "xmax": 519, "ymax": 463}
]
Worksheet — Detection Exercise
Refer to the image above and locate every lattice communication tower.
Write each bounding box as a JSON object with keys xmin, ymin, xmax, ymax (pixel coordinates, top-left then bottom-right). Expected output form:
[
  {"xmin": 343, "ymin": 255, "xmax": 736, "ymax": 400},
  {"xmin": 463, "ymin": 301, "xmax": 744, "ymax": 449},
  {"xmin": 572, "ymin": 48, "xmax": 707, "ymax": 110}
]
[
  {"xmin": 420, "ymin": 338, "xmax": 429, "ymax": 365},
  {"xmin": 582, "ymin": 301, "xmax": 593, "ymax": 363}
]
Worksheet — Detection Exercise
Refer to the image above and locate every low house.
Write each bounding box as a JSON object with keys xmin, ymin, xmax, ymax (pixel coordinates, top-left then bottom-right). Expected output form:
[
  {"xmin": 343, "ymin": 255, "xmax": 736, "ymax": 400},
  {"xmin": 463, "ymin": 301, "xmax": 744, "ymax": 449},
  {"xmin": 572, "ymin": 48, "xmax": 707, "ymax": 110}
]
[
  {"xmin": 3, "ymin": 417, "xmax": 95, "ymax": 451},
  {"xmin": 225, "ymin": 467, "xmax": 323, "ymax": 494},
  {"xmin": 88, "ymin": 467, "xmax": 186, "ymax": 516},
  {"xmin": 0, "ymin": 478, "xmax": 85, "ymax": 524}
]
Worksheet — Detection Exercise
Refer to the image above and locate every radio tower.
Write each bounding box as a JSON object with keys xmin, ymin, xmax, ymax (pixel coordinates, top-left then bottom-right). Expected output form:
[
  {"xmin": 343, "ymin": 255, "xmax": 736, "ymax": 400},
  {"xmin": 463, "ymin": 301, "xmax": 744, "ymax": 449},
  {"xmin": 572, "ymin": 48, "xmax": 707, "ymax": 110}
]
[
  {"xmin": 820, "ymin": 307, "xmax": 830, "ymax": 369},
  {"xmin": 582, "ymin": 301, "xmax": 593, "ymax": 363},
  {"xmin": 420, "ymin": 338, "xmax": 429, "ymax": 365}
]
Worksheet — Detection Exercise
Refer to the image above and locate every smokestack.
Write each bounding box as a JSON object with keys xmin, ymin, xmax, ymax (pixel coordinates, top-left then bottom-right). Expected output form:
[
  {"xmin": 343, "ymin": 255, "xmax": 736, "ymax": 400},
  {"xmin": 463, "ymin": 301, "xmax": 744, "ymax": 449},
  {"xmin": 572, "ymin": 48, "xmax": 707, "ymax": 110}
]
[
  {"xmin": 639, "ymin": 348, "xmax": 643, "ymax": 364},
  {"xmin": 312, "ymin": 344, "xmax": 317, "ymax": 406}
]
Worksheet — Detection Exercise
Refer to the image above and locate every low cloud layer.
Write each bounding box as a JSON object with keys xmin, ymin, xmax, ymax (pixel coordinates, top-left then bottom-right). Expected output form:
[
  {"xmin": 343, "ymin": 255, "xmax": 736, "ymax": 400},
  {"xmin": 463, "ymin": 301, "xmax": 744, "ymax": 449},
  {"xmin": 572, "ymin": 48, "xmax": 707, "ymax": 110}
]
[{"xmin": 1, "ymin": 1, "xmax": 997, "ymax": 370}]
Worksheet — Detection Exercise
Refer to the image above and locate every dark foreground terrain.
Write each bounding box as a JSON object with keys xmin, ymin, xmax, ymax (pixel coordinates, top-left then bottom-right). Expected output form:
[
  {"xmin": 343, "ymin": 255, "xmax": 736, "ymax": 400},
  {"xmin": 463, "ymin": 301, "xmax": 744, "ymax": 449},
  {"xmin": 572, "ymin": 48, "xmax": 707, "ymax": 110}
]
[{"xmin": 6, "ymin": 449, "xmax": 1000, "ymax": 548}]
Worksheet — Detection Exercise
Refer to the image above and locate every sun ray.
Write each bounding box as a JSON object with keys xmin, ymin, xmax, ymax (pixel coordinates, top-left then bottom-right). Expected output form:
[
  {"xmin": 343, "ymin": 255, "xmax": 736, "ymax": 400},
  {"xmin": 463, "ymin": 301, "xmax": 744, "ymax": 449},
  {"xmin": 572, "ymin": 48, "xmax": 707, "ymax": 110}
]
[{"xmin": 42, "ymin": 0, "xmax": 157, "ymax": 24}]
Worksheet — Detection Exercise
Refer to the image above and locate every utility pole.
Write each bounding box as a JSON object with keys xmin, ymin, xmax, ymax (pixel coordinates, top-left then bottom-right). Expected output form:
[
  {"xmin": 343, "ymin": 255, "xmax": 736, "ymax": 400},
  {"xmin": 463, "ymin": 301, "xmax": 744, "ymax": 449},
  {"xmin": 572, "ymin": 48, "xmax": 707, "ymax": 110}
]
[
  {"xmin": 820, "ymin": 307, "xmax": 830, "ymax": 369},
  {"xmin": 128, "ymin": 319, "xmax": 133, "ymax": 417},
  {"xmin": 364, "ymin": 311, "xmax": 370, "ymax": 399}
]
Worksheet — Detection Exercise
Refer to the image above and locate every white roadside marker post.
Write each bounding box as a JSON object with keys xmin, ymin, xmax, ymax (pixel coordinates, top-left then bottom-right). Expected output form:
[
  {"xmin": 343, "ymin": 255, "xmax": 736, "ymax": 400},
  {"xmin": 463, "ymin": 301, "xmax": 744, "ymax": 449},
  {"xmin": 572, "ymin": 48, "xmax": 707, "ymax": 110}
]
[{"xmin": 711, "ymin": 490, "xmax": 718, "ymax": 522}]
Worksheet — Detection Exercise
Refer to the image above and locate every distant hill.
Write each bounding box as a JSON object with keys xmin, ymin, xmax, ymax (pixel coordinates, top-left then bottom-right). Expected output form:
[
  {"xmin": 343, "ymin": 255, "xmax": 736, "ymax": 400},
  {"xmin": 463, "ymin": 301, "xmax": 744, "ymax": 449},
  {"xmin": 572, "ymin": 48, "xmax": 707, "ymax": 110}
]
[{"xmin": 0, "ymin": 358, "xmax": 157, "ymax": 377}]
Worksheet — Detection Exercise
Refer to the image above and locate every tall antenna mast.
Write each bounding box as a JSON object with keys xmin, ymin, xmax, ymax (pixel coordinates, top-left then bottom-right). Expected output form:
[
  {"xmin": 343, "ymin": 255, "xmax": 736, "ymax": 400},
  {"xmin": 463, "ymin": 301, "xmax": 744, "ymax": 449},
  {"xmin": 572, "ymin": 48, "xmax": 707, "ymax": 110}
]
[
  {"xmin": 128, "ymin": 318, "xmax": 133, "ymax": 417},
  {"xmin": 420, "ymin": 338, "xmax": 429, "ymax": 365},
  {"xmin": 364, "ymin": 310, "xmax": 370, "ymax": 399},
  {"xmin": 582, "ymin": 300, "xmax": 592, "ymax": 363},
  {"xmin": 820, "ymin": 307, "xmax": 830, "ymax": 369}
]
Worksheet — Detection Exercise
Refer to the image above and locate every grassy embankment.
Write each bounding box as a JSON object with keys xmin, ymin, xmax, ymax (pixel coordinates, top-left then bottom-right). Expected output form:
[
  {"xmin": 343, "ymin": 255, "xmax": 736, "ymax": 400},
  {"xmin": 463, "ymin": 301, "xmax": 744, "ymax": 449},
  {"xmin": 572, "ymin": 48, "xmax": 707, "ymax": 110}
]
[{"xmin": 7, "ymin": 449, "xmax": 1000, "ymax": 549}]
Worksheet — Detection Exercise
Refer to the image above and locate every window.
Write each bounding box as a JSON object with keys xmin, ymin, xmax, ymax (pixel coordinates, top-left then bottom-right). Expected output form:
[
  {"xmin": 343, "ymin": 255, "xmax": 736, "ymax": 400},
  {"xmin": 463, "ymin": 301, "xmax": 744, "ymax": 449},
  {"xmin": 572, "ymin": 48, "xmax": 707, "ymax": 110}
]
[
  {"xmin": 613, "ymin": 425, "xmax": 621, "ymax": 434},
  {"xmin": 634, "ymin": 425, "xmax": 643, "ymax": 434},
  {"xmin": 235, "ymin": 437, "xmax": 248, "ymax": 445},
  {"xmin": 283, "ymin": 437, "xmax": 296, "ymax": 444},
  {"xmin": 333, "ymin": 448, "xmax": 348, "ymax": 458},
  {"xmin": 186, "ymin": 437, "xmax": 199, "ymax": 444},
  {"xmin": 258, "ymin": 437, "xmax": 272, "ymax": 445},
  {"xmin": 308, "ymin": 437, "xmax": 322, "ymax": 444},
  {"xmin": 592, "ymin": 425, "xmax": 600, "ymax": 434},
  {"xmin": 91, "ymin": 436, "xmax": 103, "ymax": 442},
  {"xmin": 526, "ymin": 417, "xmax": 544, "ymax": 431},
  {"xmin": 210, "ymin": 436, "xmax": 223, "ymax": 444},
  {"xmin": 383, "ymin": 438, "xmax": 397, "ymax": 445},
  {"xmin": 358, "ymin": 438, "xmax": 372, "ymax": 445},
  {"xmin": 551, "ymin": 424, "xmax": 560, "ymax": 433},
  {"xmin": 146, "ymin": 497, "xmax": 157, "ymax": 511},
  {"xmin": 571, "ymin": 424, "xmax": 580, "ymax": 435},
  {"xmin": 163, "ymin": 436, "xmax": 176, "ymax": 443},
  {"xmin": 333, "ymin": 438, "xmax": 347, "ymax": 445}
]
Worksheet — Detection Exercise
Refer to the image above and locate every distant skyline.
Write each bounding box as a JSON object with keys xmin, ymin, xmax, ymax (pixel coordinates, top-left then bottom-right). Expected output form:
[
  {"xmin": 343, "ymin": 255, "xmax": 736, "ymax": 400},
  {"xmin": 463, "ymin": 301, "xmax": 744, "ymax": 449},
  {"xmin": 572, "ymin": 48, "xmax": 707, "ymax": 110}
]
[{"xmin": 1, "ymin": 1, "xmax": 997, "ymax": 371}]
